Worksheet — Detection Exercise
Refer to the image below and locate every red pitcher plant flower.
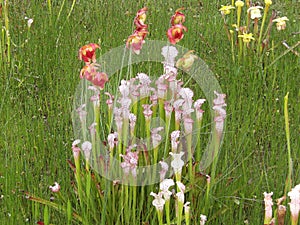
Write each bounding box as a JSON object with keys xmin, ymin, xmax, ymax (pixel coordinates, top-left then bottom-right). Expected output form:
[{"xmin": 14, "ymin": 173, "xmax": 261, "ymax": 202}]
[
  {"xmin": 170, "ymin": 7, "xmax": 185, "ymax": 25},
  {"xmin": 80, "ymin": 64, "xmax": 108, "ymax": 89},
  {"xmin": 134, "ymin": 7, "xmax": 148, "ymax": 29},
  {"xmin": 167, "ymin": 24, "xmax": 187, "ymax": 45},
  {"xmin": 127, "ymin": 7, "xmax": 148, "ymax": 54},
  {"xmin": 78, "ymin": 43, "xmax": 100, "ymax": 64}
]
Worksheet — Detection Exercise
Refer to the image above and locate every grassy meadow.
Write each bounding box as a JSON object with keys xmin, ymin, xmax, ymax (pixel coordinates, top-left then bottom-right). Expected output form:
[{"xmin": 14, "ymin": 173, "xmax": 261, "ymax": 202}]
[{"xmin": 0, "ymin": 0, "xmax": 299, "ymax": 224}]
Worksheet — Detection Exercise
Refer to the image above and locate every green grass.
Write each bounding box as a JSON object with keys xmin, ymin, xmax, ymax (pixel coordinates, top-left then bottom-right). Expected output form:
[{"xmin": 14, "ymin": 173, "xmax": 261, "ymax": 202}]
[{"xmin": 0, "ymin": 0, "xmax": 299, "ymax": 224}]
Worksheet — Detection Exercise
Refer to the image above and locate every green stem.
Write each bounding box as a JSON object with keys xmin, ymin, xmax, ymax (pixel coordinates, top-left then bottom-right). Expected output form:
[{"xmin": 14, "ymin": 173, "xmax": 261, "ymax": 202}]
[
  {"xmin": 3, "ymin": 0, "xmax": 10, "ymax": 66},
  {"xmin": 283, "ymin": 93, "xmax": 292, "ymax": 200},
  {"xmin": 186, "ymin": 132, "xmax": 193, "ymax": 184},
  {"xmin": 195, "ymin": 119, "xmax": 202, "ymax": 162},
  {"xmin": 257, "ymin": 5, "xmax": 270, "ymax": 54},
  {"xmin": 157, "ymin": 210, "xmax": 163, "ymax": 225},
  {"xmin": 132, "ymin": 186, "xmax": 137, "ymax": 224},
  {"xmin": 185, "ymin": 209, "xmax": 190, "ymax": 225},
  {"xmin": 209, "ymin": 128, "xmax": 221, "ymax": 194},
  {"xmin": 164, "ymin": 115, "xmax": 171, "ymax": 157},
  {"xmin": 47, "ymin": 0, "xmax": 52, "ymax": 24},
  {"xmin": 230, "ymin": 31, "xmax": 235, "ymax": 63},
  {"xmin": 27, "ymin": 193, "xmax": 82, "ymax": 222},
  {"xmin": 176, "ymin": 200, "xmax": 183, "ymax": 225},
  {"xmin": 165, "ymin": 200, "xmax": 171, "ymax": 225}
]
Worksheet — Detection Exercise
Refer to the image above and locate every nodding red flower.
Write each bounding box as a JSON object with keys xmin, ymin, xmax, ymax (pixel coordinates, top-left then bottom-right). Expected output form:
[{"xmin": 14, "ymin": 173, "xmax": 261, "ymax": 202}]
[
  {"xmin": 167, "ymin": 24, "xmax": 187, "ymax": 45},
  {"xmin": 80, "ymin": 65, "xmax": 108, "ymax": 89},
  {"xmin": 78, "ymin": 43, "xmax": 100, "ymax": 64},
  {"xmin": 80, "ymin": 65, "xmax": 96, "ymax": 80},
  {"xmin": 92, "ymin": 72, "xmax": 108, "ymax": 89},
  {"xmin": 126, "ymin": 33, "xmax": 145, "ymax": 55},
  {"xmin": 127, "ymin": 7, "xmax": 148, "ymax": 54},
  {"xmin": 134, "ymin": 27, "xmax": 148, "ymax": 40},
  {"xmin": 134, "ymin": 7, "xmax": 148, "ymax": 29},
  {"xmin": 170, "ymin": 8, "xmax": 185, "ymax": 25}
]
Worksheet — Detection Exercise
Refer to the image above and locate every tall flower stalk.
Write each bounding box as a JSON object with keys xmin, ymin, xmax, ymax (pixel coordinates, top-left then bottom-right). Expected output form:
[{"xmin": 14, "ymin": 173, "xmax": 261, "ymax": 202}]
[
  {"xmin": 284, "ymin": 93, "xmax": 292, "ymax": 199},
  {"xmin": 257, "ymin": 0, "xmax": 272, "ymax": 53}
]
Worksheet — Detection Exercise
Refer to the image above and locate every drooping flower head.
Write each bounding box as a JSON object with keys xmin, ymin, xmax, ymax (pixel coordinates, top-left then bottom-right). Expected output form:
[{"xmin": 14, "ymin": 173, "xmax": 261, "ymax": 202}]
[
  {"xmin": 238, "ymin": 32, "xmax": 255, "ymax": 43},
  {"xmin": 219, "ymin": 5, "xmax": 235, "ymax": 16},
  {"xmin": 93, "ymin": 72, "xmax": 109, "ymax": 89},
  {"xmin": 80, "ymin": 64, "xmax": 109, "ymax": 88},
  {"xmin": 273, "ymin": 17, "xmax": 289, "ymax": 31},
  {"xmin": 80, "ymin": 64, "xmax": 96, "ymax": 80},
  {"xmin": 170, "ymin": 8, "xmax": 185, "ymax": 25},
  {"xmin": 127, "ymin": 7, "xmax": 148, "ymax": 54},
  {"xmin": 247, "ymin": 6, "xmax": 263, "ymax": 19},
  {"xmin": 176, "ymin": 50, "xmax": 198, "ymax": 71},
  {"xmin": 78, "ymin": 43, "xmax": 100, "ymax": 64},
  {"xmin": 126, "ymin": 33, "xmax": 146, "ymax": 55},
  {"xmin": 134, "ymin": 7, "xmax": 148, "ymax": 29},
  {"xmin": 167, "ymin": 24, "xmax": 187, "ymax": 45}
]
